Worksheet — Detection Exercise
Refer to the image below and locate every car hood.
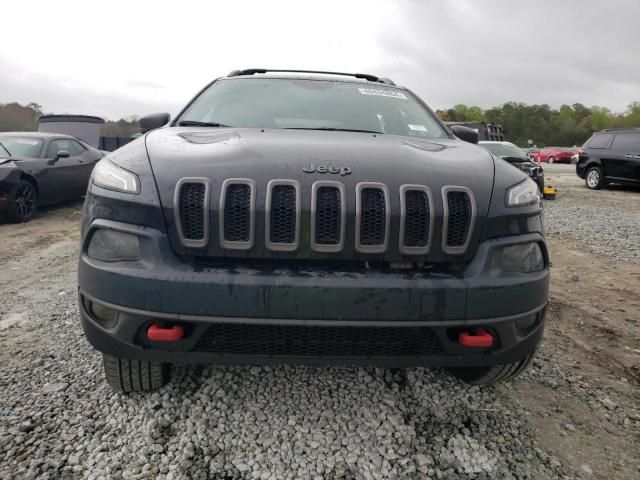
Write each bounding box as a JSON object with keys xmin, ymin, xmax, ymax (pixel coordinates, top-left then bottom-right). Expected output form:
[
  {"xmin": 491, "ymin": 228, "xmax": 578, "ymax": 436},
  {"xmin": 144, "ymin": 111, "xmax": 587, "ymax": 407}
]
[
  {"xmin": 145, "ymin": 127, "xmax": 495, "ymax": 192},
  {"xmin": 144, "ymin": 127, "xmax": 496, "ymax": 262}
]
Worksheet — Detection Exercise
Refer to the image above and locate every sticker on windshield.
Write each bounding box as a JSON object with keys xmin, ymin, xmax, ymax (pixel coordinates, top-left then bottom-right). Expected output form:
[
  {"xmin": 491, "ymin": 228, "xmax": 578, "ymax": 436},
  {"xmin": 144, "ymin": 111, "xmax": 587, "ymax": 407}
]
[
  {"xmin": 408, "ymin": 124, "xmax": 428, "ymax": 132},
  {"xmin": 358, "ymin": 88, "xmax": 407, "ymax": 100}
]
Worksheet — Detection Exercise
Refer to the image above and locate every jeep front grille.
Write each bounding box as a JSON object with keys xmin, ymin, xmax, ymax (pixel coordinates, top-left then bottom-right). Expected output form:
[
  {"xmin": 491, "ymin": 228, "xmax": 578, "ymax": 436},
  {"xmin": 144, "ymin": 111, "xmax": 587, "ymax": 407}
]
[
  {"xmin": 174, "ymin": 178, "xmax": 475, "ymax": 256},
  {"xmin": 266, "ymin": 180, "xmax": 300, "ymax": 251},
  {"xmin": 193, "ymin": 323, "xmax": 443, "ymax": 357},
  {"xmin": 356, "ymin": 183, "xmax": 389, "ymax": 253},
  {"xmin": 175, "ymin": 178, "xmax": 209, "ymax": 248},
  {"xmin": 400, "ymin": 185, "xmax": 433, "ymax": 254},
  {"xmin": 442, "ymin": 187, "xmax": 475, "ymax": 254},
  {"xmin": 311, "ymin": 181, "xmax": 346, "ymax": 252},
  {"xmin": 220, "ymin": 179, "xmax": 255, "ymax": 249}
]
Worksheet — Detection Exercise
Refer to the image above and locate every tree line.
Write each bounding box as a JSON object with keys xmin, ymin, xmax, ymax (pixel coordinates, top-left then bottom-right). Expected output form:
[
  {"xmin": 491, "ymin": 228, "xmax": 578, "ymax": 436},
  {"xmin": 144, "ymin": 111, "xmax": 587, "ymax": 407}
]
[
  {"xmin": 436, "ymin": 101, "xmax": 640, "ymax": 147},
  {"xmin": 1, "ymin": 100, "xmax": 639, "ymax": 147}
]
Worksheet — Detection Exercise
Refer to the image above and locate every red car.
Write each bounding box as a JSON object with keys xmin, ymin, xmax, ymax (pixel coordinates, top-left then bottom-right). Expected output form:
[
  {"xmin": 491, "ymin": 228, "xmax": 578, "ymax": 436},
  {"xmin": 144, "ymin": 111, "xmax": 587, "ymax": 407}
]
[{"xmin": 530, "ymin": 147, "xmax": 574, "ymax": 164}]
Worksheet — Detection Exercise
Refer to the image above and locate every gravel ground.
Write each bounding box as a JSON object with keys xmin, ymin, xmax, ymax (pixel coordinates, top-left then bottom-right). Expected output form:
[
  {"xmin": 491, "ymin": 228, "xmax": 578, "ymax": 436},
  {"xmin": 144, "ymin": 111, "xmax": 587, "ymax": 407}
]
[
  {"xmin": 0, "ymin": 254, "xmax": 570, "ymax": 480},
  {"xmin": 542, "ymin": 164, "xmax": 640, "ymax": 263},
  {"xmin": 0, "ymin": 167, "xmax": 638, "ymax": 480}
]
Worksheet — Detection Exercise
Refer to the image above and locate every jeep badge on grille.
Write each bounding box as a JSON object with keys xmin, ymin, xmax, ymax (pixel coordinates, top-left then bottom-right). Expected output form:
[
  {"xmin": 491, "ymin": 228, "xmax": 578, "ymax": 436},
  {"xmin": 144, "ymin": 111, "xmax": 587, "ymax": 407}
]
[{"xmin": 303, "ymin": 164, "xmax": 352, "ymax": 176}]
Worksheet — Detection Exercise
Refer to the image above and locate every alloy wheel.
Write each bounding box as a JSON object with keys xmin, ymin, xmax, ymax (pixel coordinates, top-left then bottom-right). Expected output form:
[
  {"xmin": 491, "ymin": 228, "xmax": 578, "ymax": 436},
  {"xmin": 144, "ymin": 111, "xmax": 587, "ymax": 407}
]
[
  {"xmin": 14, "ymin": 183, "xmax": 36, "ymax": 219},
  {"xmin": 587, "ymin": 169, "xmax": 600, "ymax": 188}
]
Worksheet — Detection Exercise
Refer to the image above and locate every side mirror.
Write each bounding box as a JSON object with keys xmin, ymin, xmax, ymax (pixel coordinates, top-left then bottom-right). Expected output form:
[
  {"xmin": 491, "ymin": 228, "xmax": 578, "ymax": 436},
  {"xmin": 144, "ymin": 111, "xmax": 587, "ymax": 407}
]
[
  {"xmin": 47, "ymin": 150, "xmax": 69, "ymax": 164},
  {"xmin": 450, "ymin": 125, "xmax": 479, "ymax": 144},
  {"xmin": 139, "ymin": 113, "xmax": 170, "ymax": 133}
]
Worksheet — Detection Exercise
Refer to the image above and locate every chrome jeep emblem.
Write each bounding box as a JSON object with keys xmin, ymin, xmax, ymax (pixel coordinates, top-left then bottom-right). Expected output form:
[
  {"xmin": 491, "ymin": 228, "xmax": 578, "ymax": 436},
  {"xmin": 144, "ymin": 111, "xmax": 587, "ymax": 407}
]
[{"xmin": 303, "ymin": 164, "xmax": 352, "ymax": 176}]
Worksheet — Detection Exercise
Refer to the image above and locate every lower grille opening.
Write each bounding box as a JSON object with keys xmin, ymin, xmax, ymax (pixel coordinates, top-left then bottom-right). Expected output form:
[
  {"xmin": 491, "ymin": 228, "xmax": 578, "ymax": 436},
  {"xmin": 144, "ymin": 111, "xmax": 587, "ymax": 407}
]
[
  {"xmin": 193, "ymin": 324, "xmax": 443, "ymax": 356},
  {"xmin": 190, "ymin": 257, "xmax": 460, "ymax": 273}
]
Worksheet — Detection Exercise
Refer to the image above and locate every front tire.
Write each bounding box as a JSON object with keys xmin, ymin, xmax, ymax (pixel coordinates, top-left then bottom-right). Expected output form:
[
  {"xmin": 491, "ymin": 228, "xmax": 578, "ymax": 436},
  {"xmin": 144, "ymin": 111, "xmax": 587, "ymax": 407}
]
[
  {"xmin": 547, "ymin": 156, "xmax": 555, "ymax": 164},
  {"xmin": 7, "ymin": 180, "xmax": 38, "ymax": 222},
  {"xmin": 585, "ymin": 166, "xmax": 604, "ymax": 190},
  {"xmin": 446, "ymin": 352, "xmax": 535, "ymax": 386},
  {"xmin": 103, "ymin": 355, "xmax": 170, "ymax": 392}
]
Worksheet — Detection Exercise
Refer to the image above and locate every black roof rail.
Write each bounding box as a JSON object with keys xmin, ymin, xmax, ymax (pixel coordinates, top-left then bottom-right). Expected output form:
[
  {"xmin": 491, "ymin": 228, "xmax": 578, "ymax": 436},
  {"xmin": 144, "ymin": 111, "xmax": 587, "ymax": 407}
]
[
  {"xmin": 601, "ymin": 127, "xmax": 640, "ymax": 132},
  {"xmin": 227, "ymin": 68, "xmax": 395, "ymax": 85}
]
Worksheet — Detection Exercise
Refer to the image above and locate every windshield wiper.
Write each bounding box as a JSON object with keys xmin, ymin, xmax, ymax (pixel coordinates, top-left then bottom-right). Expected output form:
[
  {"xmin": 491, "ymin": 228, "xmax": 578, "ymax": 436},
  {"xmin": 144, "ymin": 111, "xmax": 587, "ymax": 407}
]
[
  {"xmin": 176, "ymin": 120, "xmax": 230, "ymax": 127},
  {"xmin": 285, "ymin": 127, "xmax": 382, "ymax": 134},
  {"xmin": 501, "ymin": 156, "xmax": 528, "ymax": 162},
  {"xmin": 0, "ymin": 141, "xmax": 11, "ymax": 156}
]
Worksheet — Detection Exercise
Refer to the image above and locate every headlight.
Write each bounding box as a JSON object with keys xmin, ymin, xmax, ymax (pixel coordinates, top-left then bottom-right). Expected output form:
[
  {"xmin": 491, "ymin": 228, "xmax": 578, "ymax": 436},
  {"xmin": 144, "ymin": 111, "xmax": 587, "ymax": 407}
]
[
  {"xmin": 87, "ymin": 229, "xmax": 140, "ymax": 262},
  {"xmin": 498, "ymin": 242, "xmax": 544, "ymax": 273},
  {"xmin": 91, "ymin": 159, "xmax": 140, "ymax": 194},
  {"xmin": 506, "ymin": 178, "xmax": 540, "ymax": 207}
]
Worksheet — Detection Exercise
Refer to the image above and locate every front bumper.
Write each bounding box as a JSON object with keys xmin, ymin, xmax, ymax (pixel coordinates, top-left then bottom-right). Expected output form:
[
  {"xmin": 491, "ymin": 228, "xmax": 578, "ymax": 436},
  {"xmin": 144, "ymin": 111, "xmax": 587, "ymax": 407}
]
[{"xmin": 78, "ymin": 219, "xmax": 549, "ymax": 367}]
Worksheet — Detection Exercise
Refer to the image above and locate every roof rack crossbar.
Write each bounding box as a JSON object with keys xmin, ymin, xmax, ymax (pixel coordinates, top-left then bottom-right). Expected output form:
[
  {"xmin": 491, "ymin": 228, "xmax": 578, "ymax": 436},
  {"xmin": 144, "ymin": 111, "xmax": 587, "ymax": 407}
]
[{"xmin": 227, "ymin": 69, "xmax": 393, "ymax": 84}]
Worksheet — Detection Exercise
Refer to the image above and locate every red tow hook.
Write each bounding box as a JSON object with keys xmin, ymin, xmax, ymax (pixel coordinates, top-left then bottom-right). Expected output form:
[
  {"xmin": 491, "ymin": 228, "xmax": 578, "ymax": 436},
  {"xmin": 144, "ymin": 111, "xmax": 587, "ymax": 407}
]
[
  {"xmin": 459, "ymin": 328, "xmax": 494, "ymax": 348},
  {"xmin": 147, "ymin": 323, "xmax": 184, "ymax": 342}
]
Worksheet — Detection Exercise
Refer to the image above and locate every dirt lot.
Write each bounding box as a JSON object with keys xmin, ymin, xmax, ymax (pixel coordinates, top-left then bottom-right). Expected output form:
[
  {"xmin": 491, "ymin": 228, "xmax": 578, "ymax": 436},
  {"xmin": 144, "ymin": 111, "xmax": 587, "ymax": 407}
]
[{"xmin": 0, "ymin": 164, "xmax": 638, "ymax": 479}]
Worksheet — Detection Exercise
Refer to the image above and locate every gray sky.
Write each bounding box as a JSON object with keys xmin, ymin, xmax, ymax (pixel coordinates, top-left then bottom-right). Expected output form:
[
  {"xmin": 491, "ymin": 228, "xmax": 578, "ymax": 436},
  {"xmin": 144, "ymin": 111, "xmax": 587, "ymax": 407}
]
[{"xmin": 1, "ymin": 0, "xmax": 638, "ymax": 120}]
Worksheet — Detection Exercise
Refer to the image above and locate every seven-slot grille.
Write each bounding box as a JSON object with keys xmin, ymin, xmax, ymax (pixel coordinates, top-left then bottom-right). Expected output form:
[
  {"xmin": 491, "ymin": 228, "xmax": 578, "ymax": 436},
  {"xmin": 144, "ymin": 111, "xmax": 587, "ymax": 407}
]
[
  {"xmin": 175, "ymin": 179, "xmax": 475, "ymax": 255},
  {"xmin": 360, "ymin": 190, "xmax": 385, "ymax": 242},
  {"xmin": 400, "ymin": 186, "xmax": 432, "ymax": 254},
  {"xmin": 175, "ymin": 178, "xmax": 209, "ymax": 248},
  {"xmin": 311, "ymin": 182, "xmax": 345, "ymax": 251},
  {"xmin": 266, "ymin": 180, "xmax": 300, "ymax": 250},
  {"xmin": 443, "ymin": 188, "xmax": 474, "ymax": 253},
  {"xmin": 224, "ymin": 185, "xmax": 251, "ymax": 241},
  {"xmin": 179, "ymin": 184, "xmax": 206, "ymax": 240},
  {"xmin": 356, "ymin": 183, "xmax": 389, "ymax": 253},
  {"xmin": 404, "ymin": 191, "xmax": 429, "ymax": 246},
  {"xmin": 269, "ymin": 186, "xmax": 296, "ymax": 243},
  {"xmin": 193, "ymin": 323, "xmax": 443, "ymax": 357},
  {"xmin": 220, "ymin": 179, "xmax": 255, "ymax": 249}
]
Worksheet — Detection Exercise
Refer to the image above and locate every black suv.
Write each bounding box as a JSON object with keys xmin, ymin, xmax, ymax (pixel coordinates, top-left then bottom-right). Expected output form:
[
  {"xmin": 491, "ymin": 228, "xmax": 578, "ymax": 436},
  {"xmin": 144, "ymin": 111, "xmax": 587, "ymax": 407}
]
[
  {"xmin": 78, "ymin": 69, "xmax": 549, "ymax": 392},
  {"xmin": 577, "ymin": 128, "xmax": 640, "ymax": 189}
]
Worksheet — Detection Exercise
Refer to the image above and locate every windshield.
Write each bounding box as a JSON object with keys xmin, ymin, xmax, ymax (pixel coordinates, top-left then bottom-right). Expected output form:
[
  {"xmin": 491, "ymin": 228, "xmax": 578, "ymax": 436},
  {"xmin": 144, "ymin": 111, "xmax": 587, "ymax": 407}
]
[
  {"xmin": 0, "ymin": 136, "xmax": 44, "ymax": 157},
  {"xmin": 178, "ymin": 78, "xmax": 447, "ymax": 138},
  {"xmin": 480, "ymin": 143, "xmax": 528, "ymax": 161}
]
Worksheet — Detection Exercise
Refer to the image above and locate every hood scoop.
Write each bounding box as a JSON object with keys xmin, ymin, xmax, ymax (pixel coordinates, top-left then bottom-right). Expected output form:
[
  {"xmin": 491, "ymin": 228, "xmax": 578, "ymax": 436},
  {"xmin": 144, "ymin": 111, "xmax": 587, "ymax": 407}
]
[
  {"xmin": 178, "ymin": 130, "xmax": 242, "ymax": 145},
  {"xmin": 404, "ymin": 139, "xmax": 447, "ymax": 152}
]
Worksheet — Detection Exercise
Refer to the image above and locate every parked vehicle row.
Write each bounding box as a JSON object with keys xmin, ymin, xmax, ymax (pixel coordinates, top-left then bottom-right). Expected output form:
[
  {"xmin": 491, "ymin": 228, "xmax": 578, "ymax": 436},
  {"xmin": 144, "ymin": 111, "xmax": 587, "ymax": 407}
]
[
  {"xmin": 0, "ymin": 132, "xmax": 105, "ymax": 222},
  {"xmin": 2, "ymin": 122, "xmax": 637, "ymax": 225},
  {"xmin": 528, "ymin": 146, "xmax": 576, "ymax": 164}
]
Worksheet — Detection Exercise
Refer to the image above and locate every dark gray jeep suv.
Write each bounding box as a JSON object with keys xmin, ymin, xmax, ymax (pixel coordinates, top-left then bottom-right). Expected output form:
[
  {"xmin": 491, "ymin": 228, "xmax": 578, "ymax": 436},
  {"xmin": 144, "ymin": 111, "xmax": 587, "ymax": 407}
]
[{"xmin": 78, "ymin": 69, "xmax": 548, "ymax": 392}]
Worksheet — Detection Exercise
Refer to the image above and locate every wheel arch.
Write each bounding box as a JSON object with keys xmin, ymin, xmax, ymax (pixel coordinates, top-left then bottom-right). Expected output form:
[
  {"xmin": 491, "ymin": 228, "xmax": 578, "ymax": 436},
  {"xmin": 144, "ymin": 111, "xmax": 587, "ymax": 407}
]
[
  {"xmin": 584, "ymin": 158, "xmax": 604, "ymax": 174},
  {"xmin": 19, "ymin": 172, "xmax": 39, "ymax": 194}
]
